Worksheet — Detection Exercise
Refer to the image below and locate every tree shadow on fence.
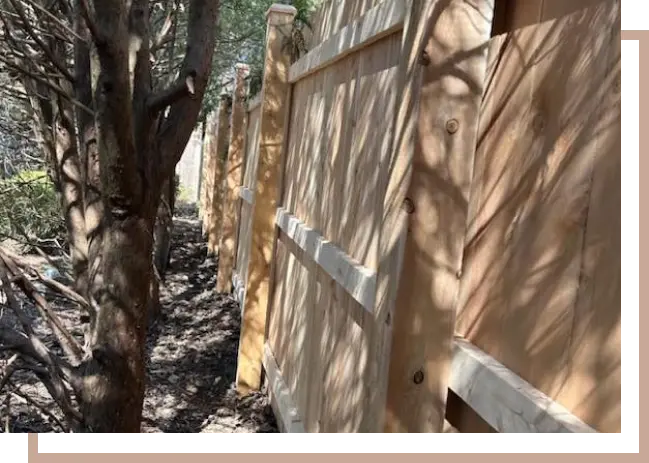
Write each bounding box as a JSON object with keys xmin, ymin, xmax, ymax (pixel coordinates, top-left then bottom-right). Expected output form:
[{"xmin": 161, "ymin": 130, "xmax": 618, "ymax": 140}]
[{"xmin": 243, "ymin": 0, "xmax": 620, "ymax": 434}]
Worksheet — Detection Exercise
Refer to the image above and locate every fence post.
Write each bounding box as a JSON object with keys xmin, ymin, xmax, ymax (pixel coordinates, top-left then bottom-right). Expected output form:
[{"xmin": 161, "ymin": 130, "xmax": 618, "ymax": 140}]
[
  {"xmin": 208, "ymin": 91, "xmax": 232, "ymax": 255},
  {"xmin": 200, "ymin": 111, "xmax": 217, "ymax": 238},
  {"xmin": 235, "ymin": 3, "xmax": 296, "ymax": 395},
  {"xmin": 216, "ymin": 64, "xmax": 249, "ymax": 292},
  {"xmin": 378, "ymin": 0, "xmax": 495, "ymax": 432}
]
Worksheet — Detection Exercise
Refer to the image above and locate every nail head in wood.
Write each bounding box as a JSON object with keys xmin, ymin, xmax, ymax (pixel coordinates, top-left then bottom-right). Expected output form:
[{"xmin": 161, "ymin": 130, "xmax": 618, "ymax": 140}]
[
  {"xmin": 402, "ymin": 197, "xmax": 415, "ymax": 214},
  {"xmin": 446, "ymin": 118, "xmax": 459, "ymax": 134},
  {"xmin": 413, "ymin": 370, "xmax": 424, "ymax": 385},
  {"xmin": 419, "ymin": 50, "xmax": 431, "ymax": 66}
]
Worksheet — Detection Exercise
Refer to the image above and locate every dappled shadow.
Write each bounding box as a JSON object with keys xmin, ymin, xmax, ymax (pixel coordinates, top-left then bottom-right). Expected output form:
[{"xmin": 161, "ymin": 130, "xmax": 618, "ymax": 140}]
[
  {"xmin": 452, "ymin": 0, "xmax": 620, "ymax": 432},
  {"xmin": 264, "ymin": 1, "xmax": 404, "ymax": 432},
  {"xmin": 259, "ymin": 0, "xmax": 620, "ymax": 435}
]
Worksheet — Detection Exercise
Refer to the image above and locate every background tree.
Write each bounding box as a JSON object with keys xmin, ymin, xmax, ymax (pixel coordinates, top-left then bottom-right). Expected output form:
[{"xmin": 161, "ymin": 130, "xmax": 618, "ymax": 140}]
[
  {"xmin": 0, "ymin": 0, "xmax": 321, "ymax": 434},
  {"xmin": 0, "ymin": 0, "xmax": 220, "ymax": 432}
]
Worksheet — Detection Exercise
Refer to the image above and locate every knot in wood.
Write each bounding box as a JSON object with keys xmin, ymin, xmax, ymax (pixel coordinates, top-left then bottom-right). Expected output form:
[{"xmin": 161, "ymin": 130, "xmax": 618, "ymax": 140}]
[
  {"xmin": 532, "ymin": 113, "xmax": 545, "ymax": 133},
  {"xmin": 446, "ymin": 118, "xmax": 459, "ymax": 134},
  {"xmin": 419, "ymin": 50, "xmax": 431, "ymax": 66},
  {"xmin": 402, "ymin": 197, "xmax": 415, "ymax": 214}
]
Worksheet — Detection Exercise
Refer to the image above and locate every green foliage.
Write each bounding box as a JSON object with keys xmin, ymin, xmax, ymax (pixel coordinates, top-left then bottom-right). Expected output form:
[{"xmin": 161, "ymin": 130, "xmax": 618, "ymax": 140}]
[
  {"xmin": 0, "ymin": 169, "xmax": 66, "ymax": 251},
  {"xmin": 200, "ymin": 0, "xmax": 322, "ymax": 118}
]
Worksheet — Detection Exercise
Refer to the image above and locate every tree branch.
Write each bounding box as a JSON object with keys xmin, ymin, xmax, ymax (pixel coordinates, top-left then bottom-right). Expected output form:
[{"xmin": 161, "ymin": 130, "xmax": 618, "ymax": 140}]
[
  {"xmin": 156, "ymin": 0, "xmax": 220, "ymax": 183},
  {"xmin": 21, "ymin": 0, "xmax": 87, "ymax": 43},
  {"xmin": 0, "ymin": 53, "xmax": 94, "ymax": 116},
  {"xmin": 0, "ymin": 251, "xmax": 84, "ymax": 364},
  {"xmin": 8, "ymin": 384, "xmax": 69, "ymax": 432},
  {"xmin": 8, "ymin": 0, "xmax": 75, "ymax": 83},
  {"xmin": 147, "ymin": 72, "xmax": 196, "ymax": 114},
  {"xmin": 79, "ymin": 0, "xmax": 99, "ymax": 43}
]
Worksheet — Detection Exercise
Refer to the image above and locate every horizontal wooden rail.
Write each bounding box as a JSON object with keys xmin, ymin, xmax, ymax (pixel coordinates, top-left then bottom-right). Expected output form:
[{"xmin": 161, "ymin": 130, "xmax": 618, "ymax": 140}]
[
  {"xmin": 263, "ymin": 342, "xmax": 305, "ymax": 433},
  {"xmin": 239, "ymin": 186, "xmax": 254, "ymax": 204},
  {"xmin": 232, "ymin": 270, "xmax": 245, "ymax": 306},
  {"xmin": 449, "ymin": 337, "xmax": 598, "ymax": 433},
  {"xmin": 263, "ymin": 336, "xmax": 598, "ymax": 433},
  {"xmin": 288, "ymin": 0, "xmax": 406, "ymax": 83},
  {"xmin": 275, "ymin": 207, "xmax": 377, "ymax": 313}
]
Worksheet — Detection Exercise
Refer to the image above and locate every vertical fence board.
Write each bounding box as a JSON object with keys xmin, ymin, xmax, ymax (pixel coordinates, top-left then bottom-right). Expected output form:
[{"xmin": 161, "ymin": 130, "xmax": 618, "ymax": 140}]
[
  {"xmin": 236, "ymin": 5, "xmax": 296, "ymax": 394},
  {"xmin": 217, "ymin": 65, "xmax": 249, "ymax": 292},
  {"xmin": 207, "ymin": 94, "xmax": 232, "ymax": 255},
  {"xmin": 383, "ymin": 0, "xmax": 494, "ymax": 432}
]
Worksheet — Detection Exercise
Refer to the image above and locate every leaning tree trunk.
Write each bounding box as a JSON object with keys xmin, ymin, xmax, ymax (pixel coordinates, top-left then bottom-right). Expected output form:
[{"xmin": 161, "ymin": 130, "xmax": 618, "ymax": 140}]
[
  {"xmin": 80, "ymin": 213, "xmax": 156, "ymax": 432},
  {"xmin": 149, "ymin": 173, "xmax": 176, "ymax": 325},
  {"xmin": 153, "ymin": 174, "xmax": 175, "ymax": 277},
  {"xmin": 65, "ymin": 0, "xmax": 218, "ymax": 432}
]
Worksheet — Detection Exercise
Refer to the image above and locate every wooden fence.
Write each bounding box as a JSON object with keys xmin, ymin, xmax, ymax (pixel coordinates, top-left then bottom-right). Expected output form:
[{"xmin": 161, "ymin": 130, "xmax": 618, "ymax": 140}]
[{"xmin": 205, "ymin": 0, "xmax": 620, "ymax": 433}]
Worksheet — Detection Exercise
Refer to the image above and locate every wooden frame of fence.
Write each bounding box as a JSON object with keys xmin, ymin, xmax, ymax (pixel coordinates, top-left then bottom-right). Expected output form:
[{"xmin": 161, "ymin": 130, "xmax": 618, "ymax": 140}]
[{"xmin": 212, "ymin": 0, "xmax": 620, "ymax": 433}]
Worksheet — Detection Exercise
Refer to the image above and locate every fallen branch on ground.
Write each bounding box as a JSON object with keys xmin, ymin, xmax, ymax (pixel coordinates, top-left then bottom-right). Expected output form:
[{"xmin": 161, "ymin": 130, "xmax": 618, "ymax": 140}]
[{"xmin": 0, "ymin": 248, "xmax": 86, "ymax": 431}]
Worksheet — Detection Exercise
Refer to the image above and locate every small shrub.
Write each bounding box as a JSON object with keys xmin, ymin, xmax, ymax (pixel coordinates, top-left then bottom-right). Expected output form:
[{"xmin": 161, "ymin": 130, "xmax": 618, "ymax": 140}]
[{"xmin": 0, "ymin": 169, "xmax": 66, "ymax": 252}]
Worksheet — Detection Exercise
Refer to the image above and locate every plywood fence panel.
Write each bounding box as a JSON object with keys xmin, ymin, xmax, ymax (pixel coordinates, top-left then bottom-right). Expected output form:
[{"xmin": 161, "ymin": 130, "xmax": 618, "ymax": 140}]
[{"xmin": 454, "ymin": 0, "xmax": 620, "ymax": 432}]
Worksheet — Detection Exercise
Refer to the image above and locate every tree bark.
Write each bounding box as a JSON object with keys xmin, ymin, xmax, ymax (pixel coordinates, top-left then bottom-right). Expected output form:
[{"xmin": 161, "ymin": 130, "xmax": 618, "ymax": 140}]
[
  {"xmin": 2, "ymin": 0, "xmax": 220, "ymax": 432},
  {"xmin": 153, "ymin": 175, "xmax": 174, "ymax": 277},
  {"xmin": 79, "ymin": 214, "xmax": 155, "ymax": 432}
]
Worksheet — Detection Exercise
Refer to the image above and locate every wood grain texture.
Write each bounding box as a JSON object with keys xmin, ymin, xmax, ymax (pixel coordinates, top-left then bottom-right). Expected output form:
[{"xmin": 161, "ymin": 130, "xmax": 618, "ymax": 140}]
[
  {"xmin": 383, "ymin": 0, "xmax": 494, "ymax": 432},
  {"xmin": 217, "ymin": 65, "xmax": 249, "ymax": 293},
  {"xmin": 454, "ymin": 0, "xmax": 620, "ymax": 432},
  {"xmin": 207, "ymin": 95, "xmax": 231, "ymax": 255},
  {"xmin": 236, "ymin": 7, "xmax": 296, "ymax": 394}
]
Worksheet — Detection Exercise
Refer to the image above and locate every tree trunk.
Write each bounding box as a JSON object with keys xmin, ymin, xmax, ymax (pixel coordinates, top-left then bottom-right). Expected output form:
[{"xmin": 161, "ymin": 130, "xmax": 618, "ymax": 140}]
[
  {"xmin": 153, "ymin": 175, "xmax": 175, "ymax": 277},
  {"xmin": 79, "ymin": 214, "xmax": 155, "ymax": 432},
  {"xmin": 53, "ymin": 103, "xmax": 89, "ymax": 297}
]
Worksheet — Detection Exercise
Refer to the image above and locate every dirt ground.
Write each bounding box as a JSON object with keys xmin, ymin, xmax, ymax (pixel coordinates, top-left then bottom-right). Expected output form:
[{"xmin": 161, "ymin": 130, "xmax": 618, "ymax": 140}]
[{"xmin": 0, "ymin": 205, "xmax": 278, "ymax": 433}]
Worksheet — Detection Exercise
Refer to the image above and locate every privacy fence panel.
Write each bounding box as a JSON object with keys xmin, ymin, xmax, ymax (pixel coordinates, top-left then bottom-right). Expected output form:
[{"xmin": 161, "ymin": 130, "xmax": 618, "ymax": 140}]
[{"xmin": 220, "ymin": 0, "xmax": 620, "ymax": 434}]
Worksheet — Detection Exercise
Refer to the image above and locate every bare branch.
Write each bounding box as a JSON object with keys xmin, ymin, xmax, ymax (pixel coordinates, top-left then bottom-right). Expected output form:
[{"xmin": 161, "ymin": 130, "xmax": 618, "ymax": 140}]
[
  {"xmin": 151, "ymin": 9, "xmax": 174, "ymax": 52},
  {"xmin": 8, "ymin": 384, "xmax": 69, "ymax": 432},
  {"xmin": 79, "ymin": 0, "xmax": 99, "ymax": 43},
  {"xmin": 0, "ymin": 354, "xmax": 19, "ymax": 392},
  {"xmin": 21, "ymin": 0, "xmax": 86, "ymax": 42},
  {"xmin": 0, "ymin": 54, "xmax": 94, "ymax": 116},
  {"xmin": 0, "ymin": 329, "xmax": 82, "ymax": 428},
  {"xmin": 0, "ymin": 251, "xmax": 84, "ymax": 363},
  {"xmin": 147, "ymin": 72, "xmax": 196, "ymax": 114},
  {"xmin": 8, "ymin": 0, "xmax": 75, "ymax": 83},
  {"xmin": 0, "ymin": 247, "xmax": 82, "ymax": 308}
]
